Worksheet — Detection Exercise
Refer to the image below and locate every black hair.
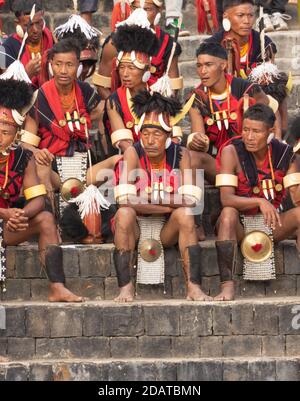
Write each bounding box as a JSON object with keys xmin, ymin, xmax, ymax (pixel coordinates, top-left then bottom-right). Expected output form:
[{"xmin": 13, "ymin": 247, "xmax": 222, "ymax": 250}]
[
  {"xmin": 112, "ymin": 25, "xmax": 159, "ymax": 56},
  {"xmin": 48, "ymin": 38, "xmax": 81, "ymax": 61},
  {"xmin": 132, "ymin": 90, "xmax": 182, "ymax": 118},
  {"xmin": 223, "ymin": 0, "xmax": 254, "ymax": 11},
  {"xmin": 12, "ymin": 0, "xmax": 43, "ymax": 18},
  {"xmin": 197, "ymin": 41, "xmax": 228, "ymax": 60},
  {"xmin": 56, "ymin": 30, "xmax": 100, "ymax": 53},
  {"xmin": 243, "ymin": 103, "xmax": 276, "ymax": 128},
  {"xmin": 0, "ymin": 79, "xmax": 34, "ymax": 112}
]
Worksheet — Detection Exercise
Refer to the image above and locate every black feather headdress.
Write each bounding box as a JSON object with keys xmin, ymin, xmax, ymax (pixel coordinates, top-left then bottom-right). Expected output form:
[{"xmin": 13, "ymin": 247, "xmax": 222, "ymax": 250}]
[
  {"xmin": 132, "ymin": 90, "xmax": 182, "ymax": 118},
  {"xmin": 0, "ymin": 79, "xmax": 34, "ymax": 112},
  {"xmin": 112, "ymin": 25, "xmax": 159, "ymax": 56}
]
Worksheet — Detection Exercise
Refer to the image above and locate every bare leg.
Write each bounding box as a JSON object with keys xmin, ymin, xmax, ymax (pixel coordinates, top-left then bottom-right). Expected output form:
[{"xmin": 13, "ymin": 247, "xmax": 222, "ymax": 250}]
[
  {"xmin": 273, "ymin": 206, "xmax": 300, "ymax": 250},
  {"xmin": 161, "ymin": 207, "xmax": 212, "ymax": 301},
  {"xmin": 113, "ymin": 207, "xmax": 140, "ymax": 303},
  {"xmin": 190, "ymin": 150, "xmax": 216, "ymax": 184},
  {"xmin": 214, "ymin": 207, "xmax": 244, "ymax": 301},
  {"xmin": 36, "ymin": 164, "xmax": 60, "ymax": 212},
  {"xmin": 4, "ymin": 211, "xmax": 82, "ymax": 302}
]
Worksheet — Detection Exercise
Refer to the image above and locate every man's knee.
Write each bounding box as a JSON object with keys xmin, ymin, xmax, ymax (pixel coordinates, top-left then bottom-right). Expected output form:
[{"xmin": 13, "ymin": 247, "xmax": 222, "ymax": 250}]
[
  {"xmin": 172, "ymin": 207, "xmax": 194, "ymax": 228},
  {"xmin": 115, "ymin": 207, "xmax": 137, "ymax": 228},
  {"xmin": 219, "ymin": 207, "xmax": 239, "ymax": 228},
  {"xmin": 36, "ymin": 211, "xmax": 57, "ymax": 234}
]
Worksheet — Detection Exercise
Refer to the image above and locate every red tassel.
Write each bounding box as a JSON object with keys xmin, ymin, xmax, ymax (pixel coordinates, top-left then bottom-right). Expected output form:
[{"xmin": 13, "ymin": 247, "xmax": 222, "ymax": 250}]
[
  {"xmin": 196, "ymin": 0, "xmax": 219, "ymax": 34},
  {"xmin": 111, "ymin": 1, "xmax": 131, "ymax": 32}
]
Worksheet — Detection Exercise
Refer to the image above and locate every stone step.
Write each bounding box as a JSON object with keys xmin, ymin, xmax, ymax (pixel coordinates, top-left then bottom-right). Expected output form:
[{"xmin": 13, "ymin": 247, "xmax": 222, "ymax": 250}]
[
  {"xmin": 1, "ymin": 236, "xmax": 300, "ymax": 301},
  {"xmin": 0, "ymin": 357, "xmax": 300, "ymax": 381},
  {"xmin": 0, "ymin": 299, "xmax": 300, "ymax": 363}
]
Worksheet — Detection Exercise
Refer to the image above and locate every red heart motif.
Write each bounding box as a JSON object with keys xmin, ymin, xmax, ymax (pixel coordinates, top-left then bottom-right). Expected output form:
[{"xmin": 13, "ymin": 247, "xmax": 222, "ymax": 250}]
[
  {"xmin": 251, "ymin": 243, "xmax": 263, "ymax": 252},
  {"xmin": 149, "ymin": 249, "xmax": 156, "ymax": 255}
]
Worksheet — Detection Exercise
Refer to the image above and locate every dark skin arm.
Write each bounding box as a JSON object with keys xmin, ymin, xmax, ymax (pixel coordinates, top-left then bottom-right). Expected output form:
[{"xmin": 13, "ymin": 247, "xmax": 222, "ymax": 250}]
[
  {"xmin": 219, "ymin": 144, "xmax": 281, "ymax": 229},
  {"xmin": 96, "ymin": 39, "xmax": 116, "ymax": 99},
  {"xmin": 106, "ymin": 100, "xmax": 133, "ymax": 153},
  {"xmin": 0, "ymin": 158, "xmax": 45, "ymax": 232}
]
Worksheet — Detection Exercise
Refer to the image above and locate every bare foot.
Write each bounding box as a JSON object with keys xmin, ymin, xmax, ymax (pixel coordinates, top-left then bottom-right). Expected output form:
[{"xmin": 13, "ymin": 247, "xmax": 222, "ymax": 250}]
[
  {"xmin": 214, "ymin": 281, "xmax": 235, "ymax": 301},
  {"xmin": 196, "ymin": 224, "xmax": 206, "ymax": 242},
  {"xmin": 114, "ymin": 282, "xmax": 135, "ymax": 303},
  {"xmin": 48, "ymin": 283, "xmax": 83, "ymax": 302},
  {"xmin": 186, "ymin": 282, "xmax": 212, "ymax": 301}
]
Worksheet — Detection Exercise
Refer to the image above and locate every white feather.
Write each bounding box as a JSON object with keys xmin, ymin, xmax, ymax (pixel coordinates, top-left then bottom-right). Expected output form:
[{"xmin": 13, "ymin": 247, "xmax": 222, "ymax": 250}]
[
  {"xmin": 71, "ymin": 184, "xmax": 110, "ymax": 219},
  {"xmin": 150, "ymin": 74, "xmax": 173, "ymax": 97},
  {"xmin": 54, "ymin": 14, "xmax": 102, "ymax": 40},
  {"xmin": 0, "ymin": 60, "xmax": 32, "ymax": 83},
  {"xmin": 248, "ymin": 62, "xmax": 281, "ymax": 85},
  {"xmin": 116, "ymin": 8, "xmax": 151, "ymax": 29}
]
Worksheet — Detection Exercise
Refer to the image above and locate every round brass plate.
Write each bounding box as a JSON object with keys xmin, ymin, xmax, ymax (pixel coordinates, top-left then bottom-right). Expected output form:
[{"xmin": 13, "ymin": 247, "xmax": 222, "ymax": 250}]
[
  {"xmin": 140, "ymin": 239, "xmax": 162, "ymax": 262},
  {"xmin": 60, "ymin": 178, "xmax": 85, "ymax": 202},
  {"xmin": 241, "ymin": 230, "xmax": 272, "ymax": 263}
]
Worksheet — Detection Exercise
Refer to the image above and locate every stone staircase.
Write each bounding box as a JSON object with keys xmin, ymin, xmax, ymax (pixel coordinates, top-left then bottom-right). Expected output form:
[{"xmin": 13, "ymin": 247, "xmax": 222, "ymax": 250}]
[{"xmin": 1, "ymin": 0, "xmax": 300, "ymax": 382}]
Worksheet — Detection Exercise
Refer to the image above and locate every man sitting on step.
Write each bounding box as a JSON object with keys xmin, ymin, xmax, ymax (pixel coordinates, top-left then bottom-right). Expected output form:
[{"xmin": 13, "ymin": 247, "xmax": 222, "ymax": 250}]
[
  {"xmin": 21, "ymin": 39, "xmax": 102, "ymax": 214},
  {"xmin": 112, "ymin": 90, "xmax": 210, "ymax": 303},
  {"xmin": 205, "ymin": 0, "xmax": 277, "ymax": 79},
  {"xmin": 0, "ymin": 77, "xmax": 82, "ymax": 302},
  {"xmin": 215, "ymin": 104, "xmax": 300, "ymax": 301},
  {"xmin": 186, "ymin": 41, "xmax": 278, "ymax": 185}
]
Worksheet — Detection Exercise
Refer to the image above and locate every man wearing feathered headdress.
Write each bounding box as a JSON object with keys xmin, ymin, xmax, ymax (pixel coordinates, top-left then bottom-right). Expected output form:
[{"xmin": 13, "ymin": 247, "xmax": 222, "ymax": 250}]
[
  {"xmin": 93, "ymin": 1, "xmax": 182, "ymax": 100},
  {"xmin": 0, "ymin": 71, "xmax": 82, "ymax": 301},
  {"xmin": 112, "ymin": 90, "xmax": 209, "ymax": 302}
]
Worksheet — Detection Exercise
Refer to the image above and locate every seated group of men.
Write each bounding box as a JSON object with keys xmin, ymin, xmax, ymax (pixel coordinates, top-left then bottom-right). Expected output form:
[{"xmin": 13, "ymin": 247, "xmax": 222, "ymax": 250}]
[{"xmin": 0, "ymin": 0, "xmax": 299, "ymax": 304}]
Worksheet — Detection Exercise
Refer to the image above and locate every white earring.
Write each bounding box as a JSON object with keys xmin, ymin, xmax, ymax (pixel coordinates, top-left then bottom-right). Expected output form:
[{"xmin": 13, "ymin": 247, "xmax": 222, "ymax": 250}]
[
  {"xmin": 77, "ymin": 63, "xmax": 83, "ymax": 79},
  {"xmin": 140, "ymin": 139, "xmax": 145, "ymax": 148},
  {"xmin": 42, "ymin": 18, "xmax": 46, "ymax": 30},
  {"xmin": 16, "ymin": 24, "xmax": 24, "ymax": 38},
  {"xmin": 154, "ymin": 12, "xmax": 161, "ymax": 26},
  {"xmin": 48, "ymin": 63, "xmax": 54, "ymax": 77},
  {"xmin": 222, "ymin": 18, "xmax": 231, "ymax": 32},
  {"xmin": 165, "ymin": 137, "xmax": 172, "ymax": 149},
  {"xmin": 142, "ymin": 70, "xmax": 151, "ymax": 83},
  {"xmin": 267, "ymin": 133, "xmax": 274, "ymax": 145}
]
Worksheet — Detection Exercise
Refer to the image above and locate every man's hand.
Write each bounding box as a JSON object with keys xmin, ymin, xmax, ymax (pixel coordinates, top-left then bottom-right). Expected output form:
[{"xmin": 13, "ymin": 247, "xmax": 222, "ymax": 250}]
[
  {"xmin": 25, "ymin": 55, "xmax": 42, "ymax": 79},
  {"xmin": 189, "ymin": 133, "xmax": 209, "ymax": 152},
  {"xmin": 258, "ymin": 198, "xmax": 282, "ymax": 229},
  {"xmin": 3, "ymin": 209, "xmax": 29, "ymax": 232},
  {"xmin": 34, "ymin": 149, "xmax": 54, "ymax": 166}
]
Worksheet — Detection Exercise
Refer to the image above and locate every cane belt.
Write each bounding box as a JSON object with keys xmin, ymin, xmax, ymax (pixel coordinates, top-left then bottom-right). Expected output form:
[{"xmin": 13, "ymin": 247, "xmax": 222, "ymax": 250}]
[
  {"xmin": 0, "ymin": 220, "xmax": 7, "ymax": 293},
  {"xmin": 56, "ymin": 152, "xmax": 88, "ymax": 215},
  {"xmin": 136, "ymin": 216, "xmax": 166, "ymax": 285},
  {"xmin": 241, "ymin": 214, "xmax": 276, "ymax": 281}
]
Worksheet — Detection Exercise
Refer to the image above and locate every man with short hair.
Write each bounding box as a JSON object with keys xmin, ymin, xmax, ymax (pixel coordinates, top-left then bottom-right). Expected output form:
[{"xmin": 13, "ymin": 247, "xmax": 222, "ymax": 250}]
[
  {"xmin": 186, "ymin": 41, "xmax": 274, "ymax": 184},
  {"xmin": 22, "ymin": 38, "xmax": 102, "ymax": 212},
  {"xmin": 206, "ymin": 0, "xmax": 277, "ymax": 79},
  {"xmin": 2, "ymin": 1, "xmax": 53, "ymax": 87},
  {"xmin": 214, "ymin": 104, "xmax": 300, "ymax": 301}
]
